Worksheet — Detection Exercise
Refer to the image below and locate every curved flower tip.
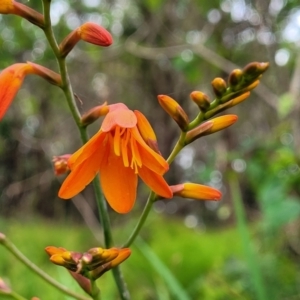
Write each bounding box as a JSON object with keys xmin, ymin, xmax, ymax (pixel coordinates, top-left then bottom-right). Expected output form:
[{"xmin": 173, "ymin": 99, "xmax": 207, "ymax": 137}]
[
  {"xmin": 0, "ymin": 0, "xmax": 44, "ymax": 28},
  {"xmin": 0, "ymin": 63, "xmax": 34, "ymax": 120},
  {"xmin": 157, "ymin": 95, "xmax": 189, "ymax": 131},
  {"xmin": 171, "ymin": 183, "xmax": 222, "ymax": 201},
  {"xmin": 59, "ymin": 104, "xmax": 172, "ymax": 213},
  {"xmin": 59, "ymin": 22, "xmax": 113, "ymax": 57},
  {"xmin": 0, "ymin": 62, "xmax": 60, "ymax": 120}
]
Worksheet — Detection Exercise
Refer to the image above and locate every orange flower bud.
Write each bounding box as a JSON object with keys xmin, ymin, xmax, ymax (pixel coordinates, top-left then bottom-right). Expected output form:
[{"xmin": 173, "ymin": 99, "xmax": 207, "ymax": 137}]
[
  {"xmin": 0, "ymin": 0, "xmax": 44, "ymax": 28},
  {"xmin": 52, "ymin": 155, "xmax": 71, "ymax": 175},
  {"xmin": 171, "ymin": 183, "xmax": 222, "ymax": 201},
  {"xmin": 59, "ymin": 22, "xmax": 113, "ymax": 57},
  {"xmin": 134, "ymin": 110, "xmax": 161, "ymax": 154},
  {"xmin": 157, "ymin": 95, "xmax": 189, "ymax": 131},
  {"xmin": 186, "ymin": 115, "xmax": 238, "ymax": 144},
  {"xmin": 81, "ymin": 103, "xmax": 109, "ymax": 126},
  {"xmin": 229, "ymin": 92, "xmax": 250, "ymax": 107},
  {"xmin": 211, "ymin": 77, "xmax": 227, "ymax": 98},
  {"xmin": 45, "ymin": 246, "xmax": 66, "ymax": 257},
  {"xmin": 190, "ymin": 91, "xmax": 210, "ymax": 111}
]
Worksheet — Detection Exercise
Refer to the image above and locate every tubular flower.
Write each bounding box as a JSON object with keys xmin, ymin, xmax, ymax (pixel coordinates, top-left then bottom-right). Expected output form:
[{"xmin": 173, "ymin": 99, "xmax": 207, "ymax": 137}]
[
  {"xmin": 0, "ymin": 0, "xmax": 44, "ymax": 28},
  {"xmin": 0, "ymin": 63, "xmax": 61, "ymax": 120},
  {"xmin": 0, "ymin": 63, "xmax": 34, "ymax": 120},
  {"xmin": 59, "ymin": 103, "xmax": 172, "ymax": 213}
]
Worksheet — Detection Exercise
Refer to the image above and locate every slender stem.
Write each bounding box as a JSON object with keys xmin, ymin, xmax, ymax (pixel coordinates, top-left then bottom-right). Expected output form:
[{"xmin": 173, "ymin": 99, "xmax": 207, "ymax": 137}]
[
  {"xmin": 41, "ymin": 1, "xmax": 130, "ymax": 299},
  {"xmin": 123, "ymin": 192, "xmax": 156, "ymax": 247},
  {"xmin": 90, "ymin": 280, "xmax": 101, "ymax": 300},
  {"xmin": 0, "ymin": 234, "xmax": 90, "ymax": 300},
  {"xmin": 123, "ymin": 131, "xmax": 187, "ymax": 248},
  {"xmin": 0, "ymin": 291, "xmax": 27, "ymax": 300}
]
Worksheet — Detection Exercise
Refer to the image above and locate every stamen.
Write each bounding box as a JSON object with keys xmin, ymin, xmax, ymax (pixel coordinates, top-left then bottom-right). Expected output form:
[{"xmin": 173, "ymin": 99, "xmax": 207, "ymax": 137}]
[
  {"xmin": 114, "ymin": 126, "xmax": 121, "ymax": 156},
  {"xmin": 121, "ymin": 130, "xmax": 130, "ymax": 167}
]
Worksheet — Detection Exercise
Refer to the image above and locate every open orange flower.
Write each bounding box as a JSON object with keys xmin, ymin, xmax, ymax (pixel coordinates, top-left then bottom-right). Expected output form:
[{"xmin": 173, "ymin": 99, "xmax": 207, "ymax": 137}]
[{"xmin": 59, "ymin": 103, "xmax": 172, "ymax": 213}]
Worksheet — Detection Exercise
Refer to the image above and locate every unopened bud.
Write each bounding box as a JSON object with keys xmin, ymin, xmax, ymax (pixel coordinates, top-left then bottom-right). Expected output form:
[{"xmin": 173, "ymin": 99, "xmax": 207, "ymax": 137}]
[
  {"xmin": 228, "ymin": 69, "xmax": 243, "ymax": 88},
  {"xmin": 229, "ymin": 92, "xmax": 250, "ymax": 107},
  {"xmin": 190, "ymin": 91, "xmax": 210, "ymax": 111},
  {"xmin": 170, "ymin": 183, "xmax": 222, "ymax": 201},
  {"xmin": 0, "ymin": 277, "xmax": 11, "ymax": 293},
  {"xmin": 211, "ymin": 78, "xmax": 227, "ymax": 98},
  {"xmin": 52, "ymin": 154, "xmax": 71, "ymax": 175},
  {"xmin": 59, "ymin": 22, "xmax": 113, "ymax": 57},
  {"xmin": 157, "ymin": 95, "xmax": 189, "ymax": 131},
  {"xmin": 243, "ymin": 62, "xmax": 269, "ymax": 80},
  {"xmin": 186, "ymin": 115, "xmax": 238, "ymax": 144},
  {"xmin": 81, "ymin": 103, "xmax": 109, "ymax": 126}
]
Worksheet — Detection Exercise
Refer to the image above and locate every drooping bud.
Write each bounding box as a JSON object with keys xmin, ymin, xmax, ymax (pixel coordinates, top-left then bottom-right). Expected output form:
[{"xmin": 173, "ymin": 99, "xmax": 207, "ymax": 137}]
[
  {"xmin": 211, "ymin": 78, "xmax": 227, "ymax": 98},
  {"xmin": 185, "ymin": 115, "xmax": 238, "ymax": 144},
  {"xmin": 81, "ymin": 103, "xmax": 109, "ymax": 126},
  {"xmin": 52, "ymin": 155, "xmax": 71, "ymax": 175},
  {"xmin": 157, "ymin": 95, "xmax": 189, "ymax": 131},
  {"xmin": 59, "ymin": 22, "xmax": 113, "ymax": 57},
  {"xmin": 170, "ymin": 183, "xmax": 222, "ymax": 201},
  {"xmin": 27, "ymin": 62, "xmax": 62, "ymax": 86},
  {"xmin": 0, "ymin": 0, "xmax": 44, "ymax": 28},
  {"xmin": 134, "ymin": 110, "xmax": 161, "ymax": 154},
  {"xmin": 190, "ymin": 91, "xmax": 210, "ymax": 111}
]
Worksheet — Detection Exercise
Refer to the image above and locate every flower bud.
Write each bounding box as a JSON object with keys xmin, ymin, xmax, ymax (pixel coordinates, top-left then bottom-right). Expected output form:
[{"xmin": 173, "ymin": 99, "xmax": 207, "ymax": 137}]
[
  {"xmin": 81, "ymin": 103, "xmax": 109, "ymax": 126},
  {"xmin": 0, "ymin": 0, "xmax": 44, "ymax": 28},
  {"xmin": 211, "ymin": 78, "xmax": 227, "ymax": 98},
  {"xmin": 243, "ymin": 62, "xmax": 269, "ymax": 81},
  {"xmin": 171, "ymin": 183, "xmax": 222, "ymax": 201},
  {"xmin": 228, "ymin": 69, "xmax": 243, "ymax": 88},
  {"xmin": 186, "ymin": 115, "xmax": 238, "ymax": 144},
  {"xmin": 229, "ymin": 92, "xmax": 250, "ymax": 107},
  {"xmin": 157, "ymin": 95, "xmax": 189, "ymax": 131},
  {"xmin": 52, "ymin": 154, "xmax": 71, "ymax": 175},
  {"xmin": 59, "ymin": 22, "xmax": 113, "ymax": 57},
  {"xmin": 190, "ymin": 91, "xmax": 210, "ymax": 111}
]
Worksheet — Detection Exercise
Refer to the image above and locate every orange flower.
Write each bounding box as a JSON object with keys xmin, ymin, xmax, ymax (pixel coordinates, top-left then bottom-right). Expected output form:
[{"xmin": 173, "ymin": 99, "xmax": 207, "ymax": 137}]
[
  {"xmin": 0, "ymin": 63, "xmax": 61, "ymax": 120},
  {"xmin": 0, "ymin": 0, "xmax": 44, "ymax": 28},
  {"xmin": 59, "ymin": 104, "xmax": 172, "ymax": 213}
]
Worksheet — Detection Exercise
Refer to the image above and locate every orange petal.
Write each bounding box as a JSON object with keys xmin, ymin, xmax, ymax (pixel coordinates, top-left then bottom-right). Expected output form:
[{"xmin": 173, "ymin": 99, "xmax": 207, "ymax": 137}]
[
  {"xmin": 100, "ymin": 149, "xmax": 137, "ymax": 213},
  {"xmin": 58, "ymin": 149, "xmax": 102, "ymax": 199},
  {"xmin": 68, "ymin": 130, "xmax": 105, "ymax": 169},
  {"xmin": 101, "ymin": 109, "xmax": 137, "ymax": 132},
  {"xmin": 132, "ymin": 128, "xmax": 169, "ymax": 174},
  {"xmin": 0, "ymin": 63, "xmax": 34, "ymax": 120},
  {"xmin": 138, "ymin": 167, "xmax": 172, "ymax": 199}
]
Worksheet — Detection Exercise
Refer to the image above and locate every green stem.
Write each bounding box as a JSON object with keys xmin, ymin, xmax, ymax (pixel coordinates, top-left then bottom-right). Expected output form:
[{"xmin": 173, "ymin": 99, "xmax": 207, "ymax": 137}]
[
  {"xmin": 123, "ymin": 131, "xmax": 187, "ymax": 248},
  {"xmin": 123, "ymin": 192, "xmax": 156, "ymax": 247},
  {"xmin": 90, "ymin": 280, "xmax": 101, "ymax": 300},
  {"xmin": 7, "ymin": 291, "xmax": 27, "ymax": 300},
  {"xmin": 41, "ymin": 1, "xmax": 130, "ymax": 299},
  {"xmin": 0, "ymin": 234, "xmax": 90, "ymax": 300}
]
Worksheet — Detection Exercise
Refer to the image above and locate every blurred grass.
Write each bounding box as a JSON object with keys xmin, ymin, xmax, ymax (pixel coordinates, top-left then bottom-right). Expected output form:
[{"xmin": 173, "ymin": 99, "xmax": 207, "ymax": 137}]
[{"xmin": 0, "ymin": 215, "xmax": 299, "ymax": 299}]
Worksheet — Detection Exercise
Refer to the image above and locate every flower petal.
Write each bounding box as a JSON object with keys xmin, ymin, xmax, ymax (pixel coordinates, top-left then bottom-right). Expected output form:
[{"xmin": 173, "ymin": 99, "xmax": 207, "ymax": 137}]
[
  {"xmin": 132, "ymin": 128, "xmax": 169, "ymax": 174},
  {"xmin": 102, "ymin": 109, "xmax": 137, "ymax": 132},
  {"xmin": 100, "ymin": 149, "xmax": 137, "ymax": 213},
  {"xmin": 68, "ymin": 130, "xmax": 105, "ymax": 169},
  {"xmin": 138, "ymin": 167, "xmax": 172, "ymax": 199},
  {"xmin": 0, "ymin": 63, "xmax": 33, "ymax": 120},
  {"xmin": 58, "ymin": 149, "xmax": 102, "ymax": 199}
]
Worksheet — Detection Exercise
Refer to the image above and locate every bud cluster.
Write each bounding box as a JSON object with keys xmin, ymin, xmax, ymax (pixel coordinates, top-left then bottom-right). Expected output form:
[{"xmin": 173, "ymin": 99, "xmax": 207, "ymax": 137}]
[{"xmin": 45, "ymin": 246, "xmax": 131, "ymax": 280}]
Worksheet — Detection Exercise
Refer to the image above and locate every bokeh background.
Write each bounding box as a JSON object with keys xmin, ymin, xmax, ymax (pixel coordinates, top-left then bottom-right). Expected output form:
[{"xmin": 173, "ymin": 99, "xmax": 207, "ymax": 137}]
[{"xmin": 1, "ymin": 0, "xmax": 300, "ymax": 299}]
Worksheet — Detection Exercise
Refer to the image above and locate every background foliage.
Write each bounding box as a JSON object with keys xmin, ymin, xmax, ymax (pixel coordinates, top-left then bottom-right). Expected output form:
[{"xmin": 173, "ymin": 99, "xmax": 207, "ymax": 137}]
[{"xmin": 1, "ymin": 0, "xmax": 300, "ymax": 299}]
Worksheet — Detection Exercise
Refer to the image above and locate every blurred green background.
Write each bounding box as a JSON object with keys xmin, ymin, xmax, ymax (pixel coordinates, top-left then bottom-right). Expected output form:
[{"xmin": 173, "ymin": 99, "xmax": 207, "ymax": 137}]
[{"xmin": 1, "ymin": 0, "xmax": 300, "ymax": 299}]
